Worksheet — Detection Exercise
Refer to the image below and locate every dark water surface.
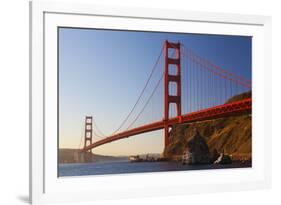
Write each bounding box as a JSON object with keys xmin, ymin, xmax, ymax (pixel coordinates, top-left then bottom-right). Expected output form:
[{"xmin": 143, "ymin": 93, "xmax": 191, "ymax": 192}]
[{"xmin": 58, "ymin": 160, "xmax": 251, "ymax": 177}]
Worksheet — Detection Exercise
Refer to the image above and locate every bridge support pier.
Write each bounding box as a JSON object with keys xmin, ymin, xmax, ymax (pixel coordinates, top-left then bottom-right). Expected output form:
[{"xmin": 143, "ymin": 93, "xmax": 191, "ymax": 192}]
[
  {"xmin": 74, "ymin": 151, "xmax": 92, "ymax": 163},
  {"xmin": 164, "ymin": 40, "xmax": 182, "ymax": 147},
  {"xmin": 164, "ymin": 124, "xmax": 171, "ymax": 147}
]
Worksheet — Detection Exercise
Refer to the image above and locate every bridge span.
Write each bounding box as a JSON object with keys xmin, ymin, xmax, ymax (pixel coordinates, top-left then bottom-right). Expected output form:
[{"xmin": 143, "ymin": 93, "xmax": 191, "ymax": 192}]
[{"xmin": 83, "ymin": 98, "xmax": 251, "ymax": 151}]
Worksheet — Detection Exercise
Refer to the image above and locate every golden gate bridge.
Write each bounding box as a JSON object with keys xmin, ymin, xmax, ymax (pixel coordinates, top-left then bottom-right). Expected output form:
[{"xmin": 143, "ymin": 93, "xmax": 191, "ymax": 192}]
[{"xmin": 78, "ymin": 40, "xmax": 252, "ymax": 156}]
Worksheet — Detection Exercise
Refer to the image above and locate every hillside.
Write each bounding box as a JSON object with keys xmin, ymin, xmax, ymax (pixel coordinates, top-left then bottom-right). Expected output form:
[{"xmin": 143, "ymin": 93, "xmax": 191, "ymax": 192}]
[
  {"xmin": 225, "ymin": 91, "xmax": 251, "ymax": 104},
  {"xmin": 58, "ymin": 149, "xmax": 127, "ymax": 163},
  {"xmin": 164, "ymin": 92, "xmax": 252, "ymax": 161}
]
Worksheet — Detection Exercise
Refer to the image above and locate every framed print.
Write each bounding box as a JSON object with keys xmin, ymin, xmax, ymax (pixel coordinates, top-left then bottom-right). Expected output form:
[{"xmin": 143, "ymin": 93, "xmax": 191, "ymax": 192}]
[{"xmin": 30, "ymin": 1, "xmax": 272, "ymax": 204}]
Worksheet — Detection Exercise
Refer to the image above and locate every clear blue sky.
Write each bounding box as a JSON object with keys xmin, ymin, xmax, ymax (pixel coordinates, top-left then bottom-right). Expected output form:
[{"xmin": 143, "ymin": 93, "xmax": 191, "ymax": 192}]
[{"xmin": 58, "ymin": 27, "xmax": 251, "ymax": 156}]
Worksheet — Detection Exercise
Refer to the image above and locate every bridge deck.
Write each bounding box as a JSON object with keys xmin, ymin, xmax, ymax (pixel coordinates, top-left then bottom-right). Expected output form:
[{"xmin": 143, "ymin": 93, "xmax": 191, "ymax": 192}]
[{"xmin": 83, "ymin": 98, "xmax": 251, "ymax": 151}]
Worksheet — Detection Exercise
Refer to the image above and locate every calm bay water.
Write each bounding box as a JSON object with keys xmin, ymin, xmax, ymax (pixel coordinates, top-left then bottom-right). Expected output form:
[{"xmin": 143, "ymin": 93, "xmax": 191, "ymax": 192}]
[{"xmin": 58, "ymin": 160, "xmax": 251, "ymax": 177}]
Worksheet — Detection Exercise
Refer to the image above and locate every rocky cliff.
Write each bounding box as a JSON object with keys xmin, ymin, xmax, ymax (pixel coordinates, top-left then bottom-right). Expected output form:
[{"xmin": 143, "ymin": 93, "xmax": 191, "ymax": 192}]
[{"xmin": 164, "ymin": 92, "xmax": 252, "ymax": 161}]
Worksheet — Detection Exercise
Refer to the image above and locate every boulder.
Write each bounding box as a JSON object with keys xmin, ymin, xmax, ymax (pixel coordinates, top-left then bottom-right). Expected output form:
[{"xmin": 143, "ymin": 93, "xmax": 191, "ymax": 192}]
[
  {"xmin": 182, "ymin": 150, "xmax": 192, "ymax": 165},
  {"xmin": 185, "ymin": 130, "xmax": 212, "ymax": 164}
]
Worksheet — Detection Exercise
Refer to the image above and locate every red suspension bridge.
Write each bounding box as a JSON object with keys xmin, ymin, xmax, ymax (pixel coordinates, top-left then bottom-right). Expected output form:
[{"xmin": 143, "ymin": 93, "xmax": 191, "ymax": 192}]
[{"xmin": 80, "ymin": 40, "xmax": 252, "ymax": 154}]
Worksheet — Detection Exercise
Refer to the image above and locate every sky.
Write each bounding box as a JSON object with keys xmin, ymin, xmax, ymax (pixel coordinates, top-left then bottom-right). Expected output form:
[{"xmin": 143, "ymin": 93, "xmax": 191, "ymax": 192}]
[{"xmin": 58, "ymin": 27, "xmax": 252, "ymax": 156}]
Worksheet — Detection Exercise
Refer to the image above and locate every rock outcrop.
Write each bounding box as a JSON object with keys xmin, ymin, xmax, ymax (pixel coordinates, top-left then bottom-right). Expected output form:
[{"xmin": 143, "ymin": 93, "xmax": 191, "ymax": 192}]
[
  {"xmin": 185, "ymin": 130, "xmax": 212, "ymax": 164},
  {"xmin": 164, "ymin": 114, "xmax": 251, "ymax": 162}
]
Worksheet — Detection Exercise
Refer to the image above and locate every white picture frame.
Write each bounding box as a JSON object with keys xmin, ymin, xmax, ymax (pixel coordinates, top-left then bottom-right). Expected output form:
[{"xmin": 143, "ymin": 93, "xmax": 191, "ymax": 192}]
[{"xmin": 30, "ymin": 1, "xmax": 272, "ymax": 204}]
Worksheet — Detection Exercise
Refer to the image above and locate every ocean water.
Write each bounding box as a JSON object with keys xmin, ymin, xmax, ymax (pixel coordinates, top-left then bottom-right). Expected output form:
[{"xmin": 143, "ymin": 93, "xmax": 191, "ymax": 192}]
[{"xmin": 58, "ymin": 160, "xmax": 251, "ymax": 177}]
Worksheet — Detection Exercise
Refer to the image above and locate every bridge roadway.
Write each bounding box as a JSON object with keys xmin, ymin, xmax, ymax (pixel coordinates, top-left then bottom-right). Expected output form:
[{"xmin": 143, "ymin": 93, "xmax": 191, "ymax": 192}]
[{"xmin": 82, "ymin": 98, "xmax": 251, "ymax": 152}]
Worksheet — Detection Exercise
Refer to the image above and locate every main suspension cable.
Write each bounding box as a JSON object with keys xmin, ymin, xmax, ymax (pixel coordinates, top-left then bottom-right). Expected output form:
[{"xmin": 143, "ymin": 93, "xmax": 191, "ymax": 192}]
[{"xmin": 111, "ymin": 46, "xmax": 164, "ymax": 135}]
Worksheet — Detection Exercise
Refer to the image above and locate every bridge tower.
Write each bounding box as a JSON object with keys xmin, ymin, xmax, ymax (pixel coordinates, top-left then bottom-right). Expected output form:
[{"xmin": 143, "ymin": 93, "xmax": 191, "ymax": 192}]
[
  {"xmin": 164, "ymin": 40, "xmax": 182, "ymax": 147},
  {"xmin": 83, "ymin": 116, "xmax": 93, "ymax": 162}
]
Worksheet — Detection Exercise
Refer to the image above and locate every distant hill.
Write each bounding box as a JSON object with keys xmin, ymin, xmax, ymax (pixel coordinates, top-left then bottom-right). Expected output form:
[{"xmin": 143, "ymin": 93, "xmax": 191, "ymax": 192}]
[
  {"xmin": 225, "ymin": 91, "xmax": 251, "ymax": 104},
  {"xmin": 164, "ymin": 91, "xmax": 252, "ymax": 161},
  {"xmin": 58, "ymin": 149, "xmax": 128, "ymax": 163}
]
